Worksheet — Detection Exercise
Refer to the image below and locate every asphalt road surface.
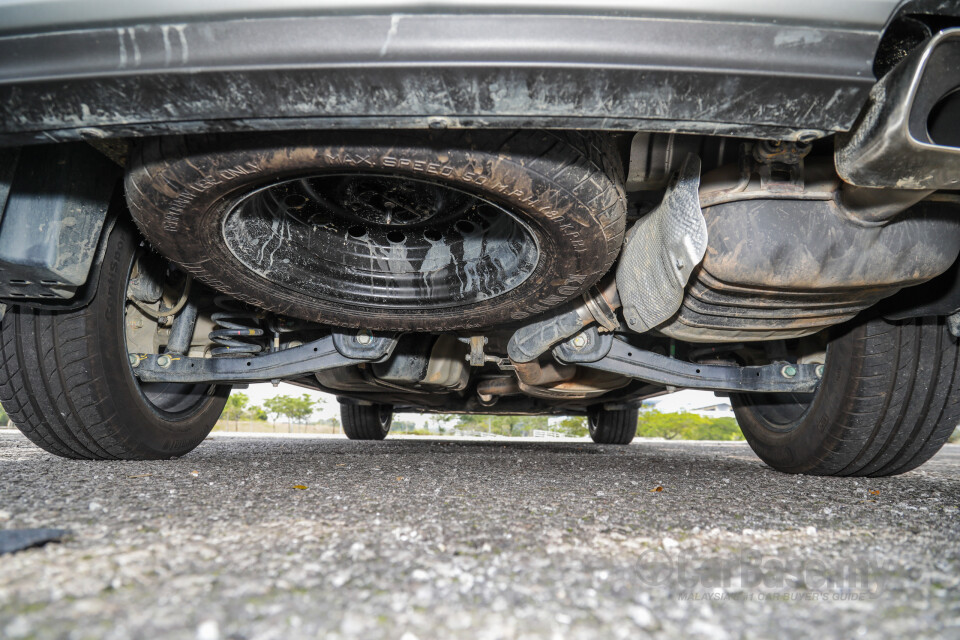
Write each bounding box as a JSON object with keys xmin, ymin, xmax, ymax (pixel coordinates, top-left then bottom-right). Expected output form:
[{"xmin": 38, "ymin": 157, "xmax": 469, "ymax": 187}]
[{"xmin": 1, "ymin": 430, "xmax": 958, "ymax": 640}]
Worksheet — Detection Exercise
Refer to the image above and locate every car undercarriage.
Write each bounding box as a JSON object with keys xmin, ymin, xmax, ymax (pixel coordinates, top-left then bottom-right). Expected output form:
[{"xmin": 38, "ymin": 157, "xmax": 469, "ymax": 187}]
[{"xmin": 1, "ymin": 1, "xmax": 959, "ymax": 475}]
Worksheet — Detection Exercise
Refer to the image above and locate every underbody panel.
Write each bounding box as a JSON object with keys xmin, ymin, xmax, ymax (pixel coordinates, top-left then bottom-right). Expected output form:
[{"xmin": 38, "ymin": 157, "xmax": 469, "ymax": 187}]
[{"xmin": 0, "ymin": 10, "xmax": 884, "ymax": 146}]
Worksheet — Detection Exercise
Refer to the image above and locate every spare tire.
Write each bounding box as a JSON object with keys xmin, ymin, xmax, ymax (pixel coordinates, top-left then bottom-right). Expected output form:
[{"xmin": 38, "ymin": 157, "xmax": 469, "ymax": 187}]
[{"xmin": 126, "ymin": 130, "xmax": 626, "ymax": 331}]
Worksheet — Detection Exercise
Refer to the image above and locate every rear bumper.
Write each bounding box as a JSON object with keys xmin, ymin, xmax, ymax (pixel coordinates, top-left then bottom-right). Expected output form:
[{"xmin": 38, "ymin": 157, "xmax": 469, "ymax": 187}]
[{"xmin": 0, "ymin": 11, "xmax": 884, "ymax": 145}]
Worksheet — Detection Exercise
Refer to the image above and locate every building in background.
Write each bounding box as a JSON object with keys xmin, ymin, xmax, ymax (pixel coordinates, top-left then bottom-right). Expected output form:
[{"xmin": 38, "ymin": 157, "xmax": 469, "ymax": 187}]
[{"xmin": 641, "ymin": 390, "xmax": 734, "ymax": 419}]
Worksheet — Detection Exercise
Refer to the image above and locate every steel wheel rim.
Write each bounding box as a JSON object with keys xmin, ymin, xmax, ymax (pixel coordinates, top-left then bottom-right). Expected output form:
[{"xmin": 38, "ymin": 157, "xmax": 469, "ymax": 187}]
[{"xmin": 221, "ymin": 173, "xmax": 541, "ymax": 310}]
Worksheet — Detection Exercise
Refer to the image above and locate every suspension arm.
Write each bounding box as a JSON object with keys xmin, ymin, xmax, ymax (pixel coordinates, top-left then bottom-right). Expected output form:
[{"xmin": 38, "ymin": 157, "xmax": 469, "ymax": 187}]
[
  {"xmin": 553, "ymin": 328, "xmax": 821, "ymax": 393},
  {"xmin": 131, "ymin": 331, "xmax": 397, "ymax": 383}
]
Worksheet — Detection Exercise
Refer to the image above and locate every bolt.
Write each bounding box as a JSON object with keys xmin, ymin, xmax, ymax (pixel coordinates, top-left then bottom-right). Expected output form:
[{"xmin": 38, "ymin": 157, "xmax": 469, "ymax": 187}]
[
  {"xmin": 571, "ymin": 333, "xmax": 588, "ymax": 349},
  {"xmin": 815, "ymin": 364, "xmax": 825, "ymax": 378},
  {"xmin": 355, "ymin": 330, "xmax": 372, "ymax": 345},
  {"xmin": 781, "ymin": 364, "xmax": 798, "ymax": 378},
  {"xmin": 628, "ymin": 317, "xmax": 638, "ymax": 326},
  {"xmin": 128, "ymin": 354, "xmax": 140, "ymax": 368},
  {"xmin": 675, "ymin": 258, "xmax": 685, "ymax": 270},
  {"xmin": 156, "ymin": 354, "xmax": 172, "ymax": 369}
]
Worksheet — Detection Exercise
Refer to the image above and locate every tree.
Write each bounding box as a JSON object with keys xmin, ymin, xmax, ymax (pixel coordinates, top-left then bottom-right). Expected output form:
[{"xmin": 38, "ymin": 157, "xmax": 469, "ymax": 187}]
[
  {"xmin": 392, "ymin": 420, "xmax": 416, "ymax": 433},
  {"xmin": 635, "ymin": 410, "xmax": 688, "ymax": 440},
  {"xmin": 222, "ymin": 392, "xmax": 249, "ymax": 427},
  {"xmin": 262, "ymin": 394, "xmax": 318, "ymax": 430},
  {"xmin": 262, "ymin": 396, "xmax": 286, "ymax": 427},
  {"xmin": 246, "ymin": 404, "xmax": 268, "ymax": 421},
  {"xmin": 514, "ymin": 415, "xmax": 549, "ymax": 436},
  {"xmin": 557, "ymin": 415, "xmax": 588, "ymax": 437},
  {"xmin": 635, "ymin": 410, "xmax": 743, "ymax": 441},
  {"xmin": 0, "ymin": 403, "xmax": 8, "ymax": 427},
  {"xmin": 286, "ymin": 394, "xmax": 318, "ymax": 425},
  {"xmin": 451, "ymin": 414, "xmax": 548, "ymax": 437}
]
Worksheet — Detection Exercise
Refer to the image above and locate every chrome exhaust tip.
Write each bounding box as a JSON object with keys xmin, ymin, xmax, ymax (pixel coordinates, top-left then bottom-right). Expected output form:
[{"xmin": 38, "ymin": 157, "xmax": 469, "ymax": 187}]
[{"xmin": 836, "ymin": 28, "xmax": 960, "ymax": 190}]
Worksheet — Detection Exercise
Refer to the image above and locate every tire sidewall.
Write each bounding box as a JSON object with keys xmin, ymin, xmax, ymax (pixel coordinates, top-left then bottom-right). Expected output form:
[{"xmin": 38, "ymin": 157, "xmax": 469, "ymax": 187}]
[
  {"xmin": 379, "ymin": 405, "xmax": 392, "ymax": 436},
  {"xmin": 94, "ymin": 219, "xmax": 229, "ymax": 457},
  {"xmin": 587, "ymin": 407, "xmax": 600, "ymax": 439},
  {"xmin": 732, "ymin": 326, "xmax": 862, "ymax": 474},
  {"xmin": 587, "ymin": 406, "xmax": 636, "ymax": 444}
]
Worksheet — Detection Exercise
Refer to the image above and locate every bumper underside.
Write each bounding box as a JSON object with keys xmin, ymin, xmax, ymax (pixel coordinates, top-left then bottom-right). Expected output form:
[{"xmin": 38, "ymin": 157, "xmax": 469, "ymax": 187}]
[{"xmin": 0, "ymin": 10, "xmax": 884, "ymax": 145}]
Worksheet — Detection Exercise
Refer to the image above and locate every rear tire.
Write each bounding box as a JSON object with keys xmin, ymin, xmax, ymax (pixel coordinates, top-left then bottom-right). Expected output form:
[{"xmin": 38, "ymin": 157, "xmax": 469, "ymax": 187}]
[
  {"xmin": 0, "ymin": 218, "xmax": 229, "ymax": 460},
  {"xmin": 588, "ymin": 406, "xmax": 637, "ymax": 444},
  {"xmin": 732, "ymin": 316, "xmax": 960, "ymax": 476},
  {"xmin": 341, "ymin": 403, "xmax": 393, "ymax": 440}
]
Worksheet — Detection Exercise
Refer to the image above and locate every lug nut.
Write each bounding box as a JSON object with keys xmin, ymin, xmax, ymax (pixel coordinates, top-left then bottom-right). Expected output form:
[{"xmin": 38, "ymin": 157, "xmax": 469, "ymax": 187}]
[
  {"xmin": 355, "ymin": 330, "xmax": 372, "ymax": 345},
  {"xmin": 781, "ymin": 364, "xmax": 798, "ymax": 378},
  {"xmin": 156, "ymin": 354, "xmax": 172, "ymax": 368},
  {"xmin": 571, "ymin": 333, "xmax": 588, "ymax": 349},
  {"xmin": 815, "ymin": 364, "xmax": 825, "ymax": 378}
]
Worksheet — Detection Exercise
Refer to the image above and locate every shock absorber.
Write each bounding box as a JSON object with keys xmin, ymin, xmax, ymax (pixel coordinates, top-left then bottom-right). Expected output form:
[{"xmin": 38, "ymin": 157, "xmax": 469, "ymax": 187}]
[{"xmin": 209, "ymin": 296, "xmax": 267, "ymax": 356}]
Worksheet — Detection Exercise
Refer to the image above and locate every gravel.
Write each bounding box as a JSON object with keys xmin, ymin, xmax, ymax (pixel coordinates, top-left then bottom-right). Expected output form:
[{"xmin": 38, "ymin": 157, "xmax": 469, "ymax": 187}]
[{"xmin": 1, "ymin": 430, "xmax": 958, "ymax": 640}]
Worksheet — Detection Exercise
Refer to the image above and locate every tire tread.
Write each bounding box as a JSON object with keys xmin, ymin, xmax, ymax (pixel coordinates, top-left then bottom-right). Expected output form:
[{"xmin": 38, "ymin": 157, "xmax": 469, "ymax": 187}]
[
  {"xmin": 589, "ymin": 407, "xmax": 637, "ymax": 445},
  {"xmin": 341, "ymin": 404, "xmax": 392, "ymax": 441},
  {"xmin": 0, "ymin": 219, "xmax": 227, "ymax": 460},
  {"xmin": 734, "ymin": 317, "xmax": 959, "ymax": 477}
]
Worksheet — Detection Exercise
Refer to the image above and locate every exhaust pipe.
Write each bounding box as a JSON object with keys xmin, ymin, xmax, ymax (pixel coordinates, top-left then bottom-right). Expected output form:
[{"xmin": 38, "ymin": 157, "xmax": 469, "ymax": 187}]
[
  {"xmin": 506, "ymin": 275, "xmax": 620, "ymax": 364},
  {"xmin": 836, "ymin": 28, "xmax": 960, "ymax": 190}
]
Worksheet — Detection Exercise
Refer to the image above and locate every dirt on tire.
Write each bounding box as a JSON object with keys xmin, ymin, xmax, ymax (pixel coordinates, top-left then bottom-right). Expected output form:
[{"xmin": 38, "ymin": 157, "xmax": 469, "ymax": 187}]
[{"xmin": 125, "ymin": 130, "xmax": 627, "ymax": 331}]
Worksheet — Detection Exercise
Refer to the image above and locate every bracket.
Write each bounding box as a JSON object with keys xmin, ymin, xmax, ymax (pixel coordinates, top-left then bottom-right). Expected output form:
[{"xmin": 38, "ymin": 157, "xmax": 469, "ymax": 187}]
[{"xmin": 554, "ymin": 328, "xmax": 821, "ymax": 393}]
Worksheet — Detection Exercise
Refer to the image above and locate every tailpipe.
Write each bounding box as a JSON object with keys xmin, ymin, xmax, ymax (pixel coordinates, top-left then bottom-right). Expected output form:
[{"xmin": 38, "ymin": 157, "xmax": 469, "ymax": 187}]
[{"xmin": 836, "ymin": 28, "xmax": 960, "ymax": 190}]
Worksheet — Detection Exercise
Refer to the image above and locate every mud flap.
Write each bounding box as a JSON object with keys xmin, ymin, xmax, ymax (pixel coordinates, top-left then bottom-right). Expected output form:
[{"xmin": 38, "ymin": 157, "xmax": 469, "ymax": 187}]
[
  {"xmin": 616, "ymin": 154, "xmax": 707, "ymax": 333},
  {"xmin": 0, "ymin": 143, "xmax": 120, "ymax": 303}
]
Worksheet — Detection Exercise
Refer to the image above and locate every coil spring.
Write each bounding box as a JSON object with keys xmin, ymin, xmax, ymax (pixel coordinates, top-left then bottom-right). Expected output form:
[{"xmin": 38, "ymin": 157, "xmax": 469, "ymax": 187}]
[{"xmin": 209, "ymin": 296, "xmax": 266, "ymax": 356}]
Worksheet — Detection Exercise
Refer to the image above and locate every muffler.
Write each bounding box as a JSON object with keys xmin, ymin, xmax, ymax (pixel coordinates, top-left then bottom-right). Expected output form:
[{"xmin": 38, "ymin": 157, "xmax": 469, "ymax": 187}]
[
  {"xmin": 836, "ymin": 28, "xmax": 960, "ymax": 190},
  {"xmin": 651, "ymin": 150, "xmax": 960, "ymax": 342}
]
